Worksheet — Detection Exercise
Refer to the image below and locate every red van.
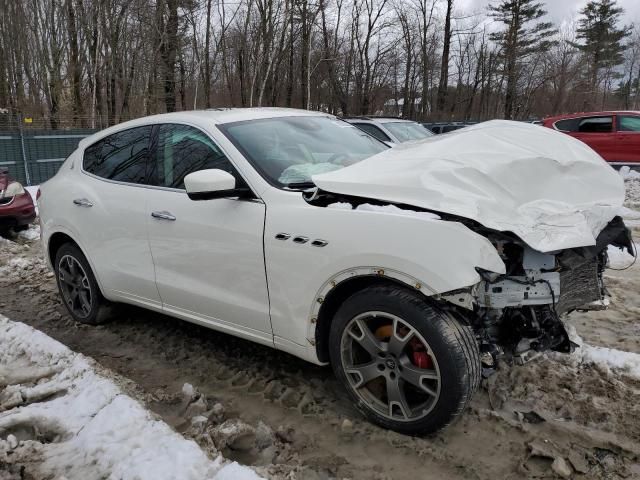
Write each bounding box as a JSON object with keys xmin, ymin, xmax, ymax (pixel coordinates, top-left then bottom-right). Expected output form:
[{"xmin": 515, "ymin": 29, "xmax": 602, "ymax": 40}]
[{"xmin": 542, "ymin": 111, "xmax": 640, "ymax": 166}]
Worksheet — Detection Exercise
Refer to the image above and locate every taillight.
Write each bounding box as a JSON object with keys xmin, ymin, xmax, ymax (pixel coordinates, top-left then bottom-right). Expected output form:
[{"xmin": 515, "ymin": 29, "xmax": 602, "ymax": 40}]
[{"xmin": 36, "ymin": 188, "xmax": 41, "ymax": 201}]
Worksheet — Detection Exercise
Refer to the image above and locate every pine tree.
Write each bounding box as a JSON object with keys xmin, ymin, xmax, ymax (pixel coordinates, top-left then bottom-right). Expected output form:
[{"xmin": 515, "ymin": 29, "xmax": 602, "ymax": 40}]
[
  {"xmin": 488, "ymin": 0, "xmax": 556, "ymax": 119},
  {"xmin": 574, "ymin": 0, "xmax": 630, "ymax": 101}
]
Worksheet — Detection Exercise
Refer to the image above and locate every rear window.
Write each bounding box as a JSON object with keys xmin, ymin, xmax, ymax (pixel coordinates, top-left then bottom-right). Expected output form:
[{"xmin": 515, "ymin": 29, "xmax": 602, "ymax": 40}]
[{"xmin": 83, "ymin": 126, "xmax": 152, "ymax": 184}]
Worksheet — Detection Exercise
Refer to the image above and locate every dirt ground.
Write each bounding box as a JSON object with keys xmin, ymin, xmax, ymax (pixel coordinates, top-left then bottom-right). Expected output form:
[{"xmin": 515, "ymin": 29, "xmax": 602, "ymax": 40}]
[{"xmin": 1, "ymin": 189, "xmax": 640, "ymax": 479}]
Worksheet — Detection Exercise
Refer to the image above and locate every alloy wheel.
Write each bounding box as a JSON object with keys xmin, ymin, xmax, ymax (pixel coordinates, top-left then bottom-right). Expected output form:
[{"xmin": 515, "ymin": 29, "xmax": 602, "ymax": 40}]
[
  {"xmin": 340, "ymin": 311, "xmax": 441, "ymax": 422},
  {"xmin": 58, "ymin": 254, "xmax": 93, "ymax": 319}
]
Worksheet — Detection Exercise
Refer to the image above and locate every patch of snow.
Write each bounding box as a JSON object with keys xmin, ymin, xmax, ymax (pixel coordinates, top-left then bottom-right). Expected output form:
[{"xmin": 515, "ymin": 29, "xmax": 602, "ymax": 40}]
[
  {"xmin": 327, "ymin": 202, "xmax": 440, "ymax": 220},
  {"xmin": 0, "ymin": 257, "xmax": 32, "ymax": 274},
  {"xmin": 326, "ymin": 202, "xmax": 353, "ymax": 210},
  {"xmin": 17, "ymin": 223, "xmax": 40, "ymax": 241},
  {"xmin": 619, "ymin": 166, "xmax": 640, "ymax": 181},
  {"xmin": 607, "ymin": 243, "xmax": 637, "ymax": 269},
  {"xmin": 567, "ymin": 325, "xmax": 640, "ymax": 380},
  {"xmin": 279, "ymin": 163, "xmax": 341, "ymax": 184},
  {"xmin": 0, "ymin": 316, "xmax": 262, "ymax": 480},
  {"xmin": 569, "ymin": 329, "xmax": 640, "ymax": 379}
]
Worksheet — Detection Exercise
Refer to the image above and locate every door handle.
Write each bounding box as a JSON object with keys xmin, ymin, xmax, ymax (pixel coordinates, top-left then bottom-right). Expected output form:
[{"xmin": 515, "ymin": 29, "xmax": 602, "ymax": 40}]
[
  {"xmin": 151, "ymin": 211, "xmax": 176, "ymax": 221},
  {"xmin": 73, "ymin": 198, "xmax": 93, "ymax": 208}
]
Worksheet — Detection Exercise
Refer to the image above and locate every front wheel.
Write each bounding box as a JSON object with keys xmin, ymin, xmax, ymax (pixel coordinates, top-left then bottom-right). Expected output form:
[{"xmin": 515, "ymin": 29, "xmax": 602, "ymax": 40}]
[{"xmin": 329, "ymin": 285, "xmax": 480, "ymax": 435}]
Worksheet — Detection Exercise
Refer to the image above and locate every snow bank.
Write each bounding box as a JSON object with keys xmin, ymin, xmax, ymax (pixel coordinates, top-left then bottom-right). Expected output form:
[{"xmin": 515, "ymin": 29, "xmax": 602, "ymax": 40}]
[
  {"xmin": 579, "ymin": 344, "xmax": 640, "ymax": 379},
  {"xmin": 17, "ymin": 223, "xmax": 40, "ymax": 241},
  {"xmin": 0, "ymin": 316, "xmax": 261, "ymax": 480},
  {"xmin": 619, "ymin": 166, "xmax": 640, "ymax": 181},
  {"xmin": 327, "ymin": 202, "xmax": 440, "ymax": 220},
  {"xmin": 566, "ymin": 324, "xmax": 640, "ymax": 380}
]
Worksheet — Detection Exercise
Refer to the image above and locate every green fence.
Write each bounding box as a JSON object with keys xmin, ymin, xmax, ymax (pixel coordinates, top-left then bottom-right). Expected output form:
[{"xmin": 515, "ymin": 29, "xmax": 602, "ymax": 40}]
[{"xmin": 0, "ymin": 127, "xmax": 97, "ymax": 185}]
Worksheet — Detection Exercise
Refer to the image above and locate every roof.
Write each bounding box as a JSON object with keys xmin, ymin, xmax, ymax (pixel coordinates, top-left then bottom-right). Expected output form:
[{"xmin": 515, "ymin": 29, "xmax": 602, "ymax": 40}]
[
  {"xmin": 343, "ymin": 116, "xmax": 417, "ymax": 124},
  {"xmin": 543, "ymin": 111, "xmax": 640, "ymax": 121},
  {"xmin": 78, "ymin": 108, "xmax": 330, "ymax": 149}
]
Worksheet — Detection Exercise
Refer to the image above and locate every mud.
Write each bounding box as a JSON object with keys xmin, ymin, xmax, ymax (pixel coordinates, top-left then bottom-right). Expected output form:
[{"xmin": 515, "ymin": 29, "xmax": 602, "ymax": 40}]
[{"xmin": 1, "ymin": 205, "xmax": 639, "ymax": 479}]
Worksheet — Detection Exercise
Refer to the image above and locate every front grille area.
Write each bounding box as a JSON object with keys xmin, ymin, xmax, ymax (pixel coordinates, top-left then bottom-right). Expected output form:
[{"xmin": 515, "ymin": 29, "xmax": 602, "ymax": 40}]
[{"xmin": 556, "ymin": 258, "xmax": 601, "ymax": 314}]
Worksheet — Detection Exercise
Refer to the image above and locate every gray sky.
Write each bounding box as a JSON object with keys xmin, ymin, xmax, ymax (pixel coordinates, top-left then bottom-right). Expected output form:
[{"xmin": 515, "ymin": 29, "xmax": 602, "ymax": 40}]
[{"xmin": 458, "ymin": 0, "xmax": 640, "ymax": 26}]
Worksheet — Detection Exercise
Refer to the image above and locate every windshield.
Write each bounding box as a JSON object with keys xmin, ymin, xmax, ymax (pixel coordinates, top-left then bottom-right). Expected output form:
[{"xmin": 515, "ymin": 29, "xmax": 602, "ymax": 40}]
[
  {"xmin": 220, "ymin": 116, "xmax": 387, "ymax": 188},
  {"xmin": 383, "ymin": 121, "xmax": 433, "ymax": 142}
]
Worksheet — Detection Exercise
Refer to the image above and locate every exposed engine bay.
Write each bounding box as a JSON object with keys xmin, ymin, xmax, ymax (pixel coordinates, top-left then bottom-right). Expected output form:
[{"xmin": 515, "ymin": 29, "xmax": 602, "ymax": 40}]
[{"xmin": 308, "ymin": 190, "xmax": 635, "ymax": 375}]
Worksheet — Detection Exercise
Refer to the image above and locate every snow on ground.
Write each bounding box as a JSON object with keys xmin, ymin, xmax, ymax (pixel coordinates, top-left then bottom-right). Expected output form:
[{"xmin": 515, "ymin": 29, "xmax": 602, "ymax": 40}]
[
  {"xmin": 0, "ymin": 315, "xmax": 261, "ymax": 480},
  {"xmin": 17, "ymin": 223, "xmax": 40, "ymax": 241},
  {"xmin": 0, "ymin": 257, "xmax": 33, "ymax": 275},
  {"xmin": 567, "ymin": 325, "xmax": 640, "ymax": 380},
  {"xmin": 619, "ymin": 166, "xmax": 640, "ymax": 181}
]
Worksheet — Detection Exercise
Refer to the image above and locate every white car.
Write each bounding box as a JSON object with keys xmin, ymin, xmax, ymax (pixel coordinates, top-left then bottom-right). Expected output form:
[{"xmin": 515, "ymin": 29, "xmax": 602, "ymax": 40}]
[
  {"xmin": 39, "ymin": 108, "xmax": 632, "ymax": 434},
  {"xmin": 344, "ymin": 117, "xmax": 434, "ymax": 143}
]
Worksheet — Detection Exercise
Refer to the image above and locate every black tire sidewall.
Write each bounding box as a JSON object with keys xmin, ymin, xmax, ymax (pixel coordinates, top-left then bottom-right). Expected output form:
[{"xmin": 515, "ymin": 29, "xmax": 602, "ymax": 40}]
[
  {"xmin": 329, "ymin": 286, "xmax": 478, "ymax": 435},
  {"xmin": 54, "ymin": 243, "xmax": 104, "ymax": 325}
]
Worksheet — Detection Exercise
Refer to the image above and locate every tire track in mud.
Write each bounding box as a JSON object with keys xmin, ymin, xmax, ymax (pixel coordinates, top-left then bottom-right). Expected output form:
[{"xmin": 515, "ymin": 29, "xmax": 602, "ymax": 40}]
[{"xmin": 1, "ymin": 239, "xmax": 639, "ymax": 479}]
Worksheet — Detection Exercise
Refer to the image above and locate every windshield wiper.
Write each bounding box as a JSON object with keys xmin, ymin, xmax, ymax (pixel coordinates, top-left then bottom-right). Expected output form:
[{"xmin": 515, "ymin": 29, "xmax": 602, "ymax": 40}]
[{"xmin": 283, "ymin": 181, "xmax": 316, "ymax": 190}]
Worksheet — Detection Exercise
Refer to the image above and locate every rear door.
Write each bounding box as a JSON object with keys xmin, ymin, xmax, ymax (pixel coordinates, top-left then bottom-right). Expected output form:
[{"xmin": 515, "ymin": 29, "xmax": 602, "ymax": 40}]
[
  {"xmin": 144, "ymin": 123, "xmax": 272, "ymax": 340},
  {"xmin": 76, "ymin": 126, "xmax": 161, "ymax": 307},
  {"xmin": 565, "ymin": 115, "xmax": 616, "ymax": 161},
  {"xmin": 615, "ymin": 114, "xmax": 640, "ymax": 165}
]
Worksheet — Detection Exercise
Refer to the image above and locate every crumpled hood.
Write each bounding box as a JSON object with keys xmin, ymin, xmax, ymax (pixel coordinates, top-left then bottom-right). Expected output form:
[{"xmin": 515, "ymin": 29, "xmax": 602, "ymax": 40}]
[{"xmin": 312, "ymin": 120, "xmax": 625, "ymax": 252}]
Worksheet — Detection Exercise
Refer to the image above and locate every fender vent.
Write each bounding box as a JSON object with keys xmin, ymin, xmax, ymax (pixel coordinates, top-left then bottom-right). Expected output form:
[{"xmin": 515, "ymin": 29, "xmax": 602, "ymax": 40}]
[{"xmin": 311, "ymin": 239, "xmax": 328, "ymax": 247}]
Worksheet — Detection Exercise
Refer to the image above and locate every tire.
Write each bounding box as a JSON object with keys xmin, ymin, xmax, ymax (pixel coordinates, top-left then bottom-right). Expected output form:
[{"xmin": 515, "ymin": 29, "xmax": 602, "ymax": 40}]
[
  {"xmin": 54, "ymin": 243, "xmax": 113, "ymax": 325},
  {"xmin": 329, "ymin": 284, "xmax": 480, "ymax": 435}
]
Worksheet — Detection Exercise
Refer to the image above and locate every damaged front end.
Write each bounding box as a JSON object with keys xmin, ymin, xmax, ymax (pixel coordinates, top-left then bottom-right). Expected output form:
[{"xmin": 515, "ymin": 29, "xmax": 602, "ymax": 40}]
[{"xmin": 443, "ymin": 216, "xmax": 634, "ymax": 374}]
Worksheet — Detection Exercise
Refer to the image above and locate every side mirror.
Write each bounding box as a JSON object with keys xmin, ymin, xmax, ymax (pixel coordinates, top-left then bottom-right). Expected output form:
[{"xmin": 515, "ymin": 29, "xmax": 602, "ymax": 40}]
[{"xmin": 184, "ymin": 169, "xmax": 250, "ymax": 201}]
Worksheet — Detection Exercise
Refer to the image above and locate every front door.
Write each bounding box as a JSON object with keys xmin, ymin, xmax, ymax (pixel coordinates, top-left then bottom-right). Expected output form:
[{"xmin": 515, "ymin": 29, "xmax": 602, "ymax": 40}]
[
  {"xmin": 615, "ymin": 114, "xmax": 640, "ymax": 165},
  {"xmin": 145, "ymin": 123, "xmax": 271, "ymax": 340}
]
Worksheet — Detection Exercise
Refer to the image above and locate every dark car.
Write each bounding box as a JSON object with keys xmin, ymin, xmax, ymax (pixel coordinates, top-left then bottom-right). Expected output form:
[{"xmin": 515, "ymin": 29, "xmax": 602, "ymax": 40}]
[
  {"xmin": 542, "ymin": 111, "xmax": 640, "ymax": 167},
  {"xmin": 0, "ymin": 169, "xmax": 36, "ymax": 233}
]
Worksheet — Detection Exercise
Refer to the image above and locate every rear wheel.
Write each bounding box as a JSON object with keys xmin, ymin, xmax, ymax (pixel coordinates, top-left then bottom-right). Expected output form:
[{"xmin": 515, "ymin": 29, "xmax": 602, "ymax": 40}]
[
  {"xmin": 54, "ymin": 243, "xmax": 113, "ymax": 325},
  {"xmin": 329, "ymin": 285, "xmax": 480, "ymax": 435}
]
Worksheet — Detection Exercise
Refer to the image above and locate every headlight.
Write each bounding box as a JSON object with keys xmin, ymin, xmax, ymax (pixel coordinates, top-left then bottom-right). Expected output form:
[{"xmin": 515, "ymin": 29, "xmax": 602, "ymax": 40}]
[{"xmin": 3, "ymin": 181, "xmax": 26, "ymax": 197}]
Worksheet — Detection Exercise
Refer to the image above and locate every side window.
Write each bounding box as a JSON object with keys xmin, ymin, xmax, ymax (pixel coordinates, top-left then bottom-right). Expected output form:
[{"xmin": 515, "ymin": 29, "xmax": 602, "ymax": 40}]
[
  {"xmin": 154, "ymin": 124, "xmax": 238, "ymax": 189},
  {"xmin": 353, "ymin": 123, "xmax": 391, "ymax": 142},
  {"xmin": 83, "ymin": 126, "xmax": 152, "ymax": 184},
  {"xmin": 618, "ymin": 115, "xmax": 640, "ymax": 132},
  {"xmin": 577, "ymin": 116, "xmax": 613, "ymax": 133},
  {"xmin": 553, "ymin": 118, "xmax": 580, "ymax": 132}
]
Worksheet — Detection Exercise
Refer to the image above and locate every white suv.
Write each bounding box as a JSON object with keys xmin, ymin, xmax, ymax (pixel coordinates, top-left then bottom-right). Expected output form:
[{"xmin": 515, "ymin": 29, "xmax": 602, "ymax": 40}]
[{"xmin": 39, "ymin": 108, "xmax": 631, "ymax": 434}]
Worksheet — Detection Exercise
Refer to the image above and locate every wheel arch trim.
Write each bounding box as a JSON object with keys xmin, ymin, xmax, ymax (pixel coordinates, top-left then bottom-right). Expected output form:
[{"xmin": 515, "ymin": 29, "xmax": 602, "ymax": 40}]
[
  {"xmin": 308, "ymin": 267, "xmax": 438, "ymax": 363},
  {"xmin": 46, "ymin": 226, "xmax": 108, "ymax": 299}
]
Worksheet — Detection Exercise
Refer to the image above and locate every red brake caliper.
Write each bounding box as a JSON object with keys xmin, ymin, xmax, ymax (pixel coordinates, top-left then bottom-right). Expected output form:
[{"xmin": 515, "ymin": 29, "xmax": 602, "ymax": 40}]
[{"xmin": 409, "ymin": 337, "xmax": 433, "ymax": 369}]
